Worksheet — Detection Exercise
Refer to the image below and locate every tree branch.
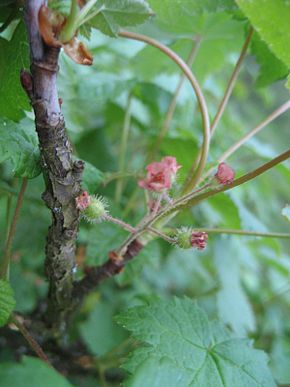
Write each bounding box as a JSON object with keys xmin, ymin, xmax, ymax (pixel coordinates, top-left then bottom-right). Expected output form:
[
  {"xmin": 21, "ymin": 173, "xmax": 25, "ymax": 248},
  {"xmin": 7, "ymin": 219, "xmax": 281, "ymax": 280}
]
[{"xmin": 23, "ymin": 0, "xmax": 84, "ymax": 329}]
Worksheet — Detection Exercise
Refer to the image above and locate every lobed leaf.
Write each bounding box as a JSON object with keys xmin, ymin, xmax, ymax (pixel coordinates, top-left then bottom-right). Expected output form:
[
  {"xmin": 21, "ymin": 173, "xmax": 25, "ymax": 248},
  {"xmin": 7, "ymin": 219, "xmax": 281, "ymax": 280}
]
[{"xmin": 117, "ymin": 297, "xmax": 276, "ymax": 386}]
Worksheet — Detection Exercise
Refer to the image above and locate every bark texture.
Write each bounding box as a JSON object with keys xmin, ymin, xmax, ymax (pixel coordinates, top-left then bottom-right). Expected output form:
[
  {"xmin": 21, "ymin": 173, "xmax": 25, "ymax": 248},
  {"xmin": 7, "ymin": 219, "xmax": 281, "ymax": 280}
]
[{"xmin": 23, "ymin": 0, "xmax": 83, "ymax": 328}]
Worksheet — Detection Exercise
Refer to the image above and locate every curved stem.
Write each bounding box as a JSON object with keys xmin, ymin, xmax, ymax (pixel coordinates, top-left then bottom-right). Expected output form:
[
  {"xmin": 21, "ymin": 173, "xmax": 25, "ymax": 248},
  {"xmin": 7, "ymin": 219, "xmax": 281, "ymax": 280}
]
[
  {"xmin": 0, "ymin": 178, "xmax": 27, "ymax": 280},
  {"xmin": 195, "ymin": 228, "xmax": 290, "ymax": 238},
  {"xmin": 201, "ymin": 99, "xmax": 290, "ymax": 183},
  {"xmin": 115, "ymin": 93, "xmax": 132, "ymax": 203},
  {"xmin": 182, "ymin": 26, "xmax": 254, "ymax": 192},
  {"xmin": 11, "ymin": 314, "xmax": 52, "ymax": 367},
  {"xmin": 149, "ymin": 36, "xmax": 202, "ymax": 160},
  {"xmin": 118, "ymin": 30, "xmax": 210, "ymax": 193}
]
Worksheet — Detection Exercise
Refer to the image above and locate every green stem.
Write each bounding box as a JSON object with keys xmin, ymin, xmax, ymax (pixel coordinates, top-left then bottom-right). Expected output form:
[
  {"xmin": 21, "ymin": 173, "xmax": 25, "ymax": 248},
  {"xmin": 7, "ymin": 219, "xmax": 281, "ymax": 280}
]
[
  {"xmin": 115, "ymin": 93, "xmax": 132, "ymax": 203},
  {"xmin": 149, "ymin": 36, "xmax": 202, "ymax": 160},
  {"xmin": 0, "ymin": 178, "xmax": 28, "ymax": 280},
  {"xmin": 11, "ymin": 314, "xmax": 52, "ymax": 366},
  {"xmin": 182, "ymin": 26, "xmax": 254, "ymax": 192},
  {"xmin": 196, "ymin": 228, "xmax": 290, "ymax": 238},
  {"xmin": 59, "ymin": 0, "xmax": 79, "ymax": 43},
  {"xmin": 119, "ymin": 30, "xmax": 210, "ymax": 194}
]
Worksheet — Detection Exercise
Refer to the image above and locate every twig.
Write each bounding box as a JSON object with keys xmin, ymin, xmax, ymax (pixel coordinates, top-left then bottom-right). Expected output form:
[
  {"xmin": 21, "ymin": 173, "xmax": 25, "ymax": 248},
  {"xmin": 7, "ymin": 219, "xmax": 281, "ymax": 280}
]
[
  {"xmin": 0, "ymin": 178, "xmax": 27, "ymax": 280},
  {"xmin": 11, "ymin": 314, "xmax": 52, "ymax": 367},
  {"xmin": 119, "ymin": 30, "xmax": 210, "ymax": 196},
  {"xmin": 195, "ymin": 228, "xmax": 290, "ymax": 238}
]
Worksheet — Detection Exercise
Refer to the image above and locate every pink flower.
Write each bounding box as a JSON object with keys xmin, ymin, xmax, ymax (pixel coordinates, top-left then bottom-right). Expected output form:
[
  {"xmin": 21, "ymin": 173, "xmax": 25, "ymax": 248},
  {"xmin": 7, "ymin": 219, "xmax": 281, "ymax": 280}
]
[
  {"xmin": 191, "ymin": 231, "xmax": 208, "ymax": 250},
  {"xmin": 215, "ymin": 162, "xmax": 235, "ymax": 185},
  {"xmin": 138, "ymin": 156, "xmax": 181, "ymax": 192},
  {"xmin": 76, "ymin": 191, "xmax": 91, "ymax": 210}
]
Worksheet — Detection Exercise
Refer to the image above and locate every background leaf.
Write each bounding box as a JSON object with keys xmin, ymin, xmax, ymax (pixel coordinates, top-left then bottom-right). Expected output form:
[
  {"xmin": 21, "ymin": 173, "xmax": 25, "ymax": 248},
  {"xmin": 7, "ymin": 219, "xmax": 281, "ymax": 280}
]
[
  {"xmin": 0, "ymin": 280, "xmax": 15, "ymax": 327},
  {"xmin": 0, "ymin": 118, "xmax": 41, "ymax": 178}
]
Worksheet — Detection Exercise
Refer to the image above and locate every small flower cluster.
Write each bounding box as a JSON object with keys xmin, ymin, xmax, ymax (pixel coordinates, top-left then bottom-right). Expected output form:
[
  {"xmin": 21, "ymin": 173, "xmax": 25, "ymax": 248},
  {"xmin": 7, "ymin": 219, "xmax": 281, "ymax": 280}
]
[
  {"xmin": 214, "ymin": 162, "xmax": 235, "ymax": 185},
  {"xmin": 138, "ymin": 156, "xmax": 181, "ymax": 192}
]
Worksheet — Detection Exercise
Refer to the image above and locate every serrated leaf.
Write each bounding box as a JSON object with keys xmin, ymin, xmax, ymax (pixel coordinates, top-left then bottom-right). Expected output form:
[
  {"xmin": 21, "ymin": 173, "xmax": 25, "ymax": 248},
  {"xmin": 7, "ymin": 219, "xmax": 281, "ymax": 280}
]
[
  {"xmin": 0, "ymin": 118, "xmax": 41, "ymax": 178},
  {"xmin": 87, "ymin": 0, "xmax": 153, "ymax": 37},
  {"xmin": 251, "ymin": 32, "xmax": 288, "ymax": 87},
  {"xmin": 236, "ymin": 0, "xmax": 290, "ymax": 68},
  {"xmin": 0, "ymin": 356, "xmax": 72, "ymax": 386},
  {"xmin": 0, "ymin": 21, "xmax": 30, "ymax": 121},
  {"xmin": 282, "ymin": 205, "xmax": 290, "ymax": 223},
  {"xmin": 117, "ymin": 297, "xmax": 276, "ymax": 387},
  {"xmin": 0, "ymin": 280, "xmax": 15, "ymax": 327}
]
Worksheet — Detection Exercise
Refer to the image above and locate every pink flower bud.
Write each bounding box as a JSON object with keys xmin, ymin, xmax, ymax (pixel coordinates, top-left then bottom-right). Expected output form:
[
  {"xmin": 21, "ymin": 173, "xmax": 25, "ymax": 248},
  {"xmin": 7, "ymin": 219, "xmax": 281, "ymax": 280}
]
[
  {"xmin": 75, "ymin": 191, "xmax": 91, "ymax": 210},
  {"xmin": 215, "ymin": 162, "xmax": 235, "ymax": 185},
  {"xmin": 138, "ymin": 156, "xmax": 181, "ymax": 192},
  {"xmin": 190, "ymin": 231, "xmax": 208, "ymax": 250}
]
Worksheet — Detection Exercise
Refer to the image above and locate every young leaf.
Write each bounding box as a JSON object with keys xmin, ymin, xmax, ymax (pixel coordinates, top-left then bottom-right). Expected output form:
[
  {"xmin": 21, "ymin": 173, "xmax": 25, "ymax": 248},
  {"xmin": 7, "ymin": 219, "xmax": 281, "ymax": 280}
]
[
  {"xmin": 236, "ymin": 0, "xmax": 290, "ymax": 68},
  {"xmin": 0, "ymin": 21, "xmax": 30, "ymax": 121},
  {"xmin": 0, "ymin": 280, "xmax": 15, "ymax": 327},
  {"xmin": 86, "ymin": 0, "xmax": 153, "ymax": 37},
  {"xmin": 0, "ymin": 356, "xmax": 72, "ymax": 387},
  {"xmin": 117, "ymin": 297, "xmax": 276, "ymax": 387},
  {"xmin": 0, "ymin": 118, "xmax": 41, "ymax": 178}
]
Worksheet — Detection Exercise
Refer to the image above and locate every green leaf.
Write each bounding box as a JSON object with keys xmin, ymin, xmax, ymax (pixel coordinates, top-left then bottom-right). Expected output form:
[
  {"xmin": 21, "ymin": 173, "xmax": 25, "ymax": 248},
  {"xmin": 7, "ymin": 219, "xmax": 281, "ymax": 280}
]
[
  {"xmin": 251, "ymin": 32, "xmax": 288, "ymax": 87},
  {"xmin": 236, "ymin": 0, "xmax": 290, "ymax": 67},
  {"xmin": 117, "ymin": 297, "xmax": 276, "ymax": 387},
  {"xmin": 282, "ymin": 205, "xmax": 290, "ymax": 223},
  {"xmin": 0, "ymin": 118, "xmax": 41, "ymax": 178},
  {"xmin": 0, "ymin": 21, "xmax": 30, "ymax": 121},
  {"xmin": 0, "ymin": 280, "xmax": 15, "ymax": 327},
  {"xmin": 270, "ymin": 336, "xmax": 290, "ymax": 385},
  {"xmin": 0, "ymin": 356, "xmax": 73, "ymax": 387},
  {"xmin": 87, "ymin": 0, "xmax": 153, "ymax": 37},
  {"xmin": 215, "ymin": 239, "xmax": 255, "ymax": 335},
  {"xmin": 81, "ymin": 160, "xmax": 104, "ymax": 193},
  {"xmin": 148, "ymin": 0, "xmax": 237, "ymax": 35},
  {"xmin": 80, "ymin": 299, "xmax": 127, "ymax": 356}
]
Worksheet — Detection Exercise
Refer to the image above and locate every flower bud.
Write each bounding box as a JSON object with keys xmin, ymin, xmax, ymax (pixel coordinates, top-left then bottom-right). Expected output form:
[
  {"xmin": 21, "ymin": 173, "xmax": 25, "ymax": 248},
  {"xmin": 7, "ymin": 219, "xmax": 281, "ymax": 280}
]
[
  {"xmin": 175, "ymin": 228, "xmax": 208, "ymax": 250},
  {"xmin": 215, "ymin": 162, "xmax": 235, "ymax": 185},
  {"xmin": 76, "ymin": 192, "xmax": 108, "ymax": 222}
]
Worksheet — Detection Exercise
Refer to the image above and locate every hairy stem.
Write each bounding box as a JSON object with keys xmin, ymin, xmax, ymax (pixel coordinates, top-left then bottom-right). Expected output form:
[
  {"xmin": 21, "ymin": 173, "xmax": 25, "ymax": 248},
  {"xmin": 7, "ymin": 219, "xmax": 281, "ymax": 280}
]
[
  {"xmin": 0, "ymin": 178, "xmax": 27, "ymax": 280},
  {"xmin": 182, "ymin": 27, "xmax": 254, "ymax": 192},
  {"xmin": 149, "ymin": 36, "xmax": 202, "ymax": 160},
  {"xmin": 24, "ymin": 0, "xmax": 84, "ymax": 329},
  {"xmin": 119, "ymin": 30, "xmax": 210, "ymax": 194},
  {"xmin": 11, "ymin": 314, "xmax": 52, "ymax": 366}
]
